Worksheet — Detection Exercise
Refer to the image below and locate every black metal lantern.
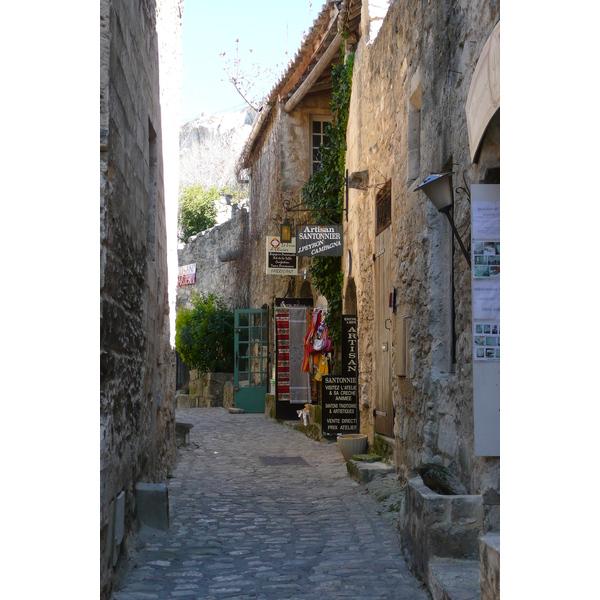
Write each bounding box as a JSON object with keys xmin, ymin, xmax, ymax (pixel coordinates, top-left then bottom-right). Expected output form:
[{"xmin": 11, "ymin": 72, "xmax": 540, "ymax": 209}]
[
  {"xmin": 280, "ymin": 217, "xmax": 293, "ymax": 244},
  {"xmin": 415, "ymin": 172, "xmax": 471, "ymax": 267}
]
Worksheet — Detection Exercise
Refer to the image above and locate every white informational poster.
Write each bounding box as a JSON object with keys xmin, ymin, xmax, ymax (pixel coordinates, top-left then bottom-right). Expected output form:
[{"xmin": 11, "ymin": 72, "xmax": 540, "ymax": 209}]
[
  {"xmin": 472, "ymin": 280, "xmax": 500, "ymax": 320},
  {"xmin": 472, "ymin": 200, "xmax": 500, "ymax": 239},
  {"xmin": 471, "ymin": 184, "xmax": 500, "ymax": 456},
  {"xmin": 265, "ymin": 236, "xmax": 298, "ymax": 275}
]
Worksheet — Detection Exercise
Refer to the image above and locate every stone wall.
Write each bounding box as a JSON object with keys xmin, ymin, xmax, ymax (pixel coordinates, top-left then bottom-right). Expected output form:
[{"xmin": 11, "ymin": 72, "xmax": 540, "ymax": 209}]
[
  {"xmin": 177, "ymin": 205, "xmax": 250, "ymax": 310},
  {"xmin": 100, "ymin": 1, "xmax": 182, "ymax": 597},
  {"xmin": 344, "ymin": 0, "xmax": 500, "ymax": 495},
  {"xmin": 175, "ymin": 373, "xmax": 234, "ymax": 408}
]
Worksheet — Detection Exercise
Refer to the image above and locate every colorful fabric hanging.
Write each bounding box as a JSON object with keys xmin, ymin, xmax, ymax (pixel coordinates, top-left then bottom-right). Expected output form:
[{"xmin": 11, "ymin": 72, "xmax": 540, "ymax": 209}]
[{"xmin": 275, "ymin": 308, "xmax": 290, "ymax": 401}]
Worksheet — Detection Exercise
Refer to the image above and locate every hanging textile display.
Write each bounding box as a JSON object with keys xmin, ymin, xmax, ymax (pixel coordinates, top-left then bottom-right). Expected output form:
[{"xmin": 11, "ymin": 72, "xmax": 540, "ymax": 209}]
[
  {"xmin": 288, "ymin": 306, "xmax": 311, "ymax": 404},
  {"xmin": 275, "ymin": 307, "xmax": 290, "ymax": 401},
  {"xmin": 302, "ymin": 307, "xmax": 332, "ymax": 382}
]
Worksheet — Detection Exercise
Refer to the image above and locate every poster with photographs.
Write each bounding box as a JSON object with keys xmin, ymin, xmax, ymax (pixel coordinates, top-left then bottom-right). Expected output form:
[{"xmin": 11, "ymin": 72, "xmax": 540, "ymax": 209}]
[
  {"xmin": 473, "ymin": 241, "xmax": 500, "ymax": 279},
  {"xmin": 473, "ymin": 322, "xmax": 500, "ymax": 361}
]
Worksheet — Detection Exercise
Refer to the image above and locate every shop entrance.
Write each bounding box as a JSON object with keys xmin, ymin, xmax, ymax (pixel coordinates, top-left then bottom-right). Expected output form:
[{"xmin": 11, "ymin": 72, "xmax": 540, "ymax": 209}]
[
  {"xmin": 274, "ymin": 298, "xmax": 314, "ymax": 420},
  {"xmin": 234, "ymin": 308, "xmax": 269, "ymax": 413}
]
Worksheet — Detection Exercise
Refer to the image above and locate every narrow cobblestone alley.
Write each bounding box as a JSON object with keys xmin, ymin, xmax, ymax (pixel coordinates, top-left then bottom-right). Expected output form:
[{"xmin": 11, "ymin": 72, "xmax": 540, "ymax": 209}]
[{"xmin": 113, "ymin": 408, "xmax": 430, "ymax": 599}]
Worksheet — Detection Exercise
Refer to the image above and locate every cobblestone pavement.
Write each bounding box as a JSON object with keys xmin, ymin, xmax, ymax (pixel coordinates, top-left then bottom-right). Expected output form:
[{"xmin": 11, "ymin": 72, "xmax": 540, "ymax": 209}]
[{"xmin": 113, "ymin": 408, "xmax": 430, "ymax": 600}]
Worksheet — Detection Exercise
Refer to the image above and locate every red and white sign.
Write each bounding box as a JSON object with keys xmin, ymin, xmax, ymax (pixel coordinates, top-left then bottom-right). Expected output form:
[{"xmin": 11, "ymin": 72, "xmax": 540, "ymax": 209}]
[{"xmin": 178, "ymin": 263, "xmax": 196, "ymax": 286}]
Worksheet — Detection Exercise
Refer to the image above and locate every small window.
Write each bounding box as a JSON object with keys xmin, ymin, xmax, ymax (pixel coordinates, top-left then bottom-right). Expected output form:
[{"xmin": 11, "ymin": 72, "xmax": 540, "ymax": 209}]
[
  {"xmin": 311, "ymin": 118, "xmax": 331, "ymax": 174},
  {"xmin": 375, "ymin": 180, "xmax": 392, "ymax": 236}
]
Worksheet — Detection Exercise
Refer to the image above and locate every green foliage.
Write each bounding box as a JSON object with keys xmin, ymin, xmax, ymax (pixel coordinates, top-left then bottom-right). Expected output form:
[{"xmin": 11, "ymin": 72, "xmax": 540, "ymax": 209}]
[
  {"xmin": 175, "ymin": 293, "xmax": 235, "ymax": 373},
  {"xmin": 219, "ymin": 184, "xmax": 247, "ymax": 204},
  {"xmin": 301, "ymin": 51, "xmax": 354, "ymax": 349},
  {"xmin": 178, "ymin": 184, "xmax": 219, "ymax": 243}
]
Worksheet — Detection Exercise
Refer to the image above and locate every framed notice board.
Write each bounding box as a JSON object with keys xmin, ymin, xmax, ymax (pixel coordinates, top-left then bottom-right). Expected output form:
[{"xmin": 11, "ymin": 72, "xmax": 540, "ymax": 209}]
[{"xmin": 471, "ymin": 184, "xmax": 500, "ymax": 456}]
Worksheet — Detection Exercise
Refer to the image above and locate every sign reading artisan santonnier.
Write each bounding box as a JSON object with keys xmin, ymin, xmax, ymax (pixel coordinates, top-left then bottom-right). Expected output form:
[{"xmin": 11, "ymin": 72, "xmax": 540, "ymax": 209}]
[
  {"xmin": 322, "ymin": 376, "xmax": 359, "ymax": 436},
  {"xmin": 265, "ymin": 236, "xmax": 298, "ymax": 275},
  {"xmin": 296, "ymin": 225, "xmax": 343, "ymax": 257}
]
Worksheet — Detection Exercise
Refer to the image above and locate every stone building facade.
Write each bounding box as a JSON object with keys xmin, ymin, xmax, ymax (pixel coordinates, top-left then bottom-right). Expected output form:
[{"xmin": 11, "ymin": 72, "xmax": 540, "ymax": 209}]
[
  {"xmin": 100, "ymin": 1, "xmax": 183, "ymax": 597},
  {"xmin": 236, "ymin": 1, "xmax": 353, "ymax": 312},
  {"xmin": 344, "ymin": 0, "xmax": 500, "ymax": 497}
]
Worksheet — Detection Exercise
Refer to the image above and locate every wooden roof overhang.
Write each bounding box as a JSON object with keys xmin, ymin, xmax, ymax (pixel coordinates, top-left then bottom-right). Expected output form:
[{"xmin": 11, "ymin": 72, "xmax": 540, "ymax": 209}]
[{"xmin": 238, "ymin": 0, "xmax": 362, "ymax": 173}]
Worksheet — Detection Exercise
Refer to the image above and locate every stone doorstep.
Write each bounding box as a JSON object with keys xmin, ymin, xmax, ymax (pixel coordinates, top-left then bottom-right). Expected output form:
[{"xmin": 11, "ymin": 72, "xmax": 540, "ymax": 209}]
[
  {"xmin": 347, "ymin": 458, "xmax": 395, "ymax": 484},
  {"xmin": 427, "ymin": 557, "xmax": 480, "ymax": 600}
]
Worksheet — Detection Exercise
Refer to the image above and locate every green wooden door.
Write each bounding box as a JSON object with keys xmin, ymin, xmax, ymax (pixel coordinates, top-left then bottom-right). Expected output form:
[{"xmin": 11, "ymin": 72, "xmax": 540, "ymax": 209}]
[{"xmin": 234, "ymin": 309, "xmax": 269, "ymax": 413}]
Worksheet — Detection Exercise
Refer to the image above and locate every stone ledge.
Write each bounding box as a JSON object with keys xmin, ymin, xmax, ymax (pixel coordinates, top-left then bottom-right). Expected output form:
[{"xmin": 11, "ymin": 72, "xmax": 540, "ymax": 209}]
[
  {"xmin": 428, "ymin": 557, "xmax": 480, "ymax": 600},
  {"xmin": 401, "ymin": 476, "xmax": 483, "ymax": 587}
]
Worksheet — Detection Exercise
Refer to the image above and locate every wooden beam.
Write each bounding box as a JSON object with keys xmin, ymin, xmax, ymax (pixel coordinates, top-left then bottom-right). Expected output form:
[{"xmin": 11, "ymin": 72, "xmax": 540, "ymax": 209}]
[
  {"xmin": 306, "ymin": 80, "xmax": 334, "ymax": 93},
  {"xmin": 278, "ymin": 6, "xmax": 339, "ymax": 99},
  {"xmin": 284, "ymin": 33, "xmax": 343, "ymax": 114}
]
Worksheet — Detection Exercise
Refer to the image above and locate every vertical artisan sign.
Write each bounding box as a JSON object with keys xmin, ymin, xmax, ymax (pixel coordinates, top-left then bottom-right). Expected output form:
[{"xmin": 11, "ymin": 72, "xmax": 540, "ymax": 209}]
[
  {"xmin": 322, "ymin": 315, "xmax": 359, "ymax": 436},
  {"xmin": 342, "ymin": 315, "xmax": 358, "ymax": 376}
]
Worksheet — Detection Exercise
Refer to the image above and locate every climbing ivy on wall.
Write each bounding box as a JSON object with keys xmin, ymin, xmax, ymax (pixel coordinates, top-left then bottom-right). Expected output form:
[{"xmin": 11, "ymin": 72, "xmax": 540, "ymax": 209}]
[{"xmin": 302, "ymin": 50, "xmax": 354, "ymax": 348}]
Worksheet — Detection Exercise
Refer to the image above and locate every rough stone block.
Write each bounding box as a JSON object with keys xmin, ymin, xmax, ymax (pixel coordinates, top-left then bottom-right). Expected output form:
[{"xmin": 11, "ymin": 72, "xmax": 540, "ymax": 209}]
[
  {"xmin": 114, "ymin": 491, "xmax": 125, "ymax": 545},
  {"xmin": 265, "ymin": 394, "xmax": 275, "ymax": 419},
  {"xmin": 479, "ymin": 533, "xmax": 500, "ymax": 600},
  {"xmin": 135, "ymin": 483, "xmax": 169, "ymax": 531},
  {"xmin": 223, "ymin": 381, "xmax": 234, "ymax": 409},
  {"xmin": 175, "ymin": 422, "xmax": 193, "ymax": 447},
  {"xmin": 428, "ymin": 557, "xmax": 480, "ymax": 600}
]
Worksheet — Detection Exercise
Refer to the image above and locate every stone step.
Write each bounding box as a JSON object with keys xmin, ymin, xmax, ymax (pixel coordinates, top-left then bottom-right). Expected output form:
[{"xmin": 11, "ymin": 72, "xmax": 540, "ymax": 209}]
[
  {"xmin": 428, "ymin": 557, "xmax": 480, "ymax": 600},
  {"xmin": 346, "ymin": 458, "xmax": 395, "ymax": 483}
]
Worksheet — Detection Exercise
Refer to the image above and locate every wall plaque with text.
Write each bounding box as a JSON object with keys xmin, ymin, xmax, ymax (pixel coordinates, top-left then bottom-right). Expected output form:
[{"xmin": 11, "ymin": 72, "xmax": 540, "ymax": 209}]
[{"xmin": 265, "ymin": 236, "xmax": 298, "ymax": 275}]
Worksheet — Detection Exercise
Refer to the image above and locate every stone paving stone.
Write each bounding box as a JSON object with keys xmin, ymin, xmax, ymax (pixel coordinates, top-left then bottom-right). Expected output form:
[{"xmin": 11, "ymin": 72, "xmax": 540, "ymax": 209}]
[{"xmin": 113, "ymin": 408, "xmax": 430, "ymax": 600}]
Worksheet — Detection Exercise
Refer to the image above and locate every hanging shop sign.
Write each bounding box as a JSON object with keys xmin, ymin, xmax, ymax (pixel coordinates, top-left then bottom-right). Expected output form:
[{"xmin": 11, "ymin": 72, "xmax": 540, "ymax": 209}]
[
  {"xmin": 296, "ymin": 225, "xmax": 343, "ymax": 257},
  {"xmin": 265, "ymin": 236, "xmax": 298, "ymax": 275},
  {"xmin": 321, "ymin": 375, "xmax": 359, "ymax": 436},
  {"xmin": 177, "ymin": 263, "xmax": 196, "ymax": 286},
  {"xmin": 342, "ymin": 315, "xmax": 358, "ymax": 377}
]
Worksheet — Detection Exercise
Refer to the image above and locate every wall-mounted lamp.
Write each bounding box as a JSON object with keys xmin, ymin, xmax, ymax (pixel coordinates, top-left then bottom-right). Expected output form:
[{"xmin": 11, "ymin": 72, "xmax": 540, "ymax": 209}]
[
  {"xmin": 415, "ymin": 172, "xmax": 471, "ymax": 267},
  {"xmin": 280, "ymin": 217, "xmax": 293, "ymax": 244}
]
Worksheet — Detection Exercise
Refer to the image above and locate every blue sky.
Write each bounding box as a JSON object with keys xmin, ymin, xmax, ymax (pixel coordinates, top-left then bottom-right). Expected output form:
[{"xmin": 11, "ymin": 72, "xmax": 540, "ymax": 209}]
[{"xmin": 180, "ymin": 0, "xmax": 323, "ymax": 122}]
